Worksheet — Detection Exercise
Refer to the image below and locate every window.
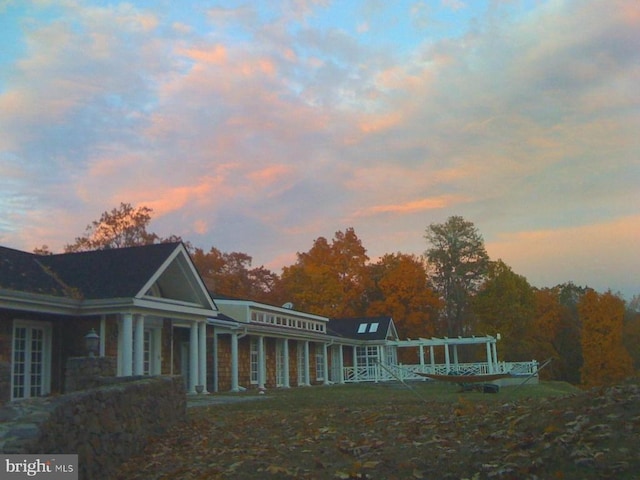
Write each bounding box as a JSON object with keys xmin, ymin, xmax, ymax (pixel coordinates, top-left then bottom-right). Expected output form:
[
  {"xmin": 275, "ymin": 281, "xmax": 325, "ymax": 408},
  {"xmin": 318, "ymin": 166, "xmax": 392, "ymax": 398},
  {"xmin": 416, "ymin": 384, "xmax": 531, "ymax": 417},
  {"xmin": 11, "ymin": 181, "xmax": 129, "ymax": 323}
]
[
  {"xmin": 250, "ymin": 338, "xmax": 259, "ymax": 384},
  {"xmin": 315, "ymin": 346, "xmax": 325, "ymax": 381},
  {"xmin": 369, "ymin": 323, "xmax": 379, "ymax": 333},
  {"xmin": 275, "ymin": 341, "xmax": 286, "ymax": 387},
  {"xmin": 11, "ymin": 321, "xmax": 51, "ymax": 400},
  {"xmin": 357, "ymin": 323, "xmax": 367, "ymax": 334}
]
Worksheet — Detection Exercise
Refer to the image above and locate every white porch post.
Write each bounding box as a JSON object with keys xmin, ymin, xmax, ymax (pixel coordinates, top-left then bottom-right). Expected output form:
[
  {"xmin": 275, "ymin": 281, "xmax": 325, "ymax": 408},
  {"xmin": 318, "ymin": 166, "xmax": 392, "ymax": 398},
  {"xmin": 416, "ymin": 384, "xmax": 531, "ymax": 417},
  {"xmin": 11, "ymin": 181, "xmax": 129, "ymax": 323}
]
[
  {"xmin": 338, "ymin": 346, "xmax": 345, "ymax": 384},
  {"xmin": 429, "ymin": 346, "xmax": 435, "ymax": 372},
  {"xmin": 189, "ymin": 322, "xmax": 198, "ymax": 393},
  {"xmin": 353, "ymin": 346, "xmax": 358, "ymax": 382},
  {"xmin": 199, "ymin": 321, "xmax": 208, "ymax": 393},
  {"xmin": 258, "ymin": 336, "xmax": 266, "ymax": 389},
  {"xmin": 419, "ymin": 345, "xmax": 425, "ymax": 369},
  {"xmin": 152, "ymin": 327, "xmax": 162, "ymax": 375},
  {"xmin": 486, "ymin": 341, "xmax": 494, "ymax": 373},
  {"xmin": 322, "ymin": 343, "xmax": 329, "ymax": 385},
  {"xmin": 230, "ymin": 332, "xmax": 239, "ymax": 392},
  {"xmin": 99, "ymin": 315, "xmax": 106, "ymax": 357},
  {"xmin": 444, "ymin": 344, "xmax": 450, "ymax": 372},
  {"xmin": 453, "ymin": 344, "xmax": 459, "ymax": 366},
  {"xmin": 134, "ymin": 314, "xmax": 145, "ymax": 375},
  {"xmin": 121, "ymin": 313, "xmax": 133, "ymax": 376},
  {"xmin": 492, "ymin": 342, "xmax": 499, "ymax": 371},
  {"xmin": 212, "ymin": 332, "xmax": 218, "ymax": 392},
  {"xmin": 283, "ymin": 339, "xmax": 290, "ymax": 388},
  {"xmin": 303, "ymin": 341, "xmax": 310, "ymax": 385}
]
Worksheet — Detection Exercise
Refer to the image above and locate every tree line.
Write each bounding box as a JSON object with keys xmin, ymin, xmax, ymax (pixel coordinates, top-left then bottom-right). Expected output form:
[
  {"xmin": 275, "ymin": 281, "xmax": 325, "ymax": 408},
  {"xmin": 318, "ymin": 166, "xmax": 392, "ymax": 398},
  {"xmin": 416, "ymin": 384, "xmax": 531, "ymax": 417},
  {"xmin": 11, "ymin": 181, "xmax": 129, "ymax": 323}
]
[{"xmin": 36, "ymin": 203, "xmax": 639, "ymax": 386}]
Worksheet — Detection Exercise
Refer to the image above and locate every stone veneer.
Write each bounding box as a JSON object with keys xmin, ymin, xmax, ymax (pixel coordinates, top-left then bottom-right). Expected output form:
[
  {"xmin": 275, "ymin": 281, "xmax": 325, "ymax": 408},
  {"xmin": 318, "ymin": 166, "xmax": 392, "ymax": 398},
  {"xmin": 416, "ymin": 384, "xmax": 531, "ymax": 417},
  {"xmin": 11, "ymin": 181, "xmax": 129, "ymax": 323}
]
[{"xmin": 0, "ymin": 375, "xmax": 186, "ymax": 480}]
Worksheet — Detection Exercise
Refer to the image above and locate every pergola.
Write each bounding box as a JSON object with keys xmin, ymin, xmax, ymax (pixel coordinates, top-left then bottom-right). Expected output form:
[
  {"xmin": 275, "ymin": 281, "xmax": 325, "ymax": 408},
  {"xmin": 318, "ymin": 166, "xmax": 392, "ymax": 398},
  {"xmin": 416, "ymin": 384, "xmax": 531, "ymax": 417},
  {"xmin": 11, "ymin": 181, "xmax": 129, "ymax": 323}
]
[{"xmin": 392, "ymin": 335, "xmax": 500, "ymax": 375}]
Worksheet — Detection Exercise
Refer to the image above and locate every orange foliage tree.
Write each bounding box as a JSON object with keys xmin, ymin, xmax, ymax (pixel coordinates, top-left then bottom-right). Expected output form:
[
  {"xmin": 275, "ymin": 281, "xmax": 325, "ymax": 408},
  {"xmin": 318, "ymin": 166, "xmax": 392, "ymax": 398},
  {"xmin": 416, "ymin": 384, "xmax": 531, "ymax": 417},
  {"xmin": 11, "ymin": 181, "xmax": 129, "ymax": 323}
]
[
  {"xmin": 366, "ymin": 253, "xmax": 442, "ymax": 340},
  {"xmin": 280, "ymin": 228, "xmax": 371, "ymax": 318},
  {"xmin": 578, "ymin": 289, "xmax": 634, "ymax": 387}
]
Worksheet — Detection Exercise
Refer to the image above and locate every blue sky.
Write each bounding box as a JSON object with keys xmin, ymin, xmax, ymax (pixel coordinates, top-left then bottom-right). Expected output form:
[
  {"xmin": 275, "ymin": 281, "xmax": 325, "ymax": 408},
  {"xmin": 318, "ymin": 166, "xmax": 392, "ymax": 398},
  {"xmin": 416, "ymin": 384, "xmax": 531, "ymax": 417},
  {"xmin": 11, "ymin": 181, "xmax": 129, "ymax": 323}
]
[{"xmin": 1, "ymin": 0, "xmax": 638, "ymax": 299}]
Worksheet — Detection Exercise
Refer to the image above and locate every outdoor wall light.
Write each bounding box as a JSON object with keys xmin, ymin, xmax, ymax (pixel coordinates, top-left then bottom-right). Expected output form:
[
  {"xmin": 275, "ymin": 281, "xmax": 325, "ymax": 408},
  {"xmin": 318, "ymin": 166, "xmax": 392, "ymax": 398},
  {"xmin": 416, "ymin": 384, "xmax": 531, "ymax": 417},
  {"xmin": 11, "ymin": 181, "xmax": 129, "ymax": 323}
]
[{"xmin": 85, "ymin": 328, "xmax": 100, "ymax": 357}]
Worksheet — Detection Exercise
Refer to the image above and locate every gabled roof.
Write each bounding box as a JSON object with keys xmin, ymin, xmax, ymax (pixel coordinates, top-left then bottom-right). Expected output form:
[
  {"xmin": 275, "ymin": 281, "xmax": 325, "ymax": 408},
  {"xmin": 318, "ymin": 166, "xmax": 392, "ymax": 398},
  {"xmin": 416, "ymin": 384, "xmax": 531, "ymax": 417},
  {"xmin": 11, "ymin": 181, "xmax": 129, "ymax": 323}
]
[
  {"xmin": 0, "ymin": 243, "xmax": 217, "ymax": 313},
  {"xmin": 328, "ymin": 316, "xmax": 398, "ymax": 341}
]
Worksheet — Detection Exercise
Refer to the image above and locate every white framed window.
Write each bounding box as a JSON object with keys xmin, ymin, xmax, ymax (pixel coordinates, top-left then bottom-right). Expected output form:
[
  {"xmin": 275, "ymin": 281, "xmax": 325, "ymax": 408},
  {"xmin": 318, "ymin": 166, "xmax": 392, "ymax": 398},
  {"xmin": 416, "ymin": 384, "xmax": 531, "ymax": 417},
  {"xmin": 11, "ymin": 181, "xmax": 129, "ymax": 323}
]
[
  {"xmin": 275, "ymin": 340, "xmax": 286, "ymax": 387},
  {"xmin": 369, "ymin": 323, "xmax": 379, "ymax": 333},
  {"xmin": 11, "ymin": 320, "xmax": 52, "ymax": 400},
  {"xmin": 297, "ymin": 342, "xmax": 305, "ymax": 385},
  {"xmin": 357, "ymin": 323, "xmax": 367, "ymax": 334},
  {"xmin": 250, "ymin": 337, "xmax": 259, "ymax": 384},
  {"xmin": 315, "ymin": 345, "xmax": 325, "ymax": 381}
]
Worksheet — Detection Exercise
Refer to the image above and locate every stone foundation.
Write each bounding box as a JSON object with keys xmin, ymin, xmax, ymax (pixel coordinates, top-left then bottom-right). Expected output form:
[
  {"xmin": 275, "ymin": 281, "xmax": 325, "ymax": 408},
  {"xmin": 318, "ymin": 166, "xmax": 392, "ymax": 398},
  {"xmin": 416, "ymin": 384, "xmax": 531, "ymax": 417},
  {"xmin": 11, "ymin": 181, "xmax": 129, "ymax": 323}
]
[
  {"xmin": 0, "ymin": 375, "xmax": 186, "ymax": 480},
  {"xmin": 65, "ymin": 356, "xmax": 117, "ymax": 393}
]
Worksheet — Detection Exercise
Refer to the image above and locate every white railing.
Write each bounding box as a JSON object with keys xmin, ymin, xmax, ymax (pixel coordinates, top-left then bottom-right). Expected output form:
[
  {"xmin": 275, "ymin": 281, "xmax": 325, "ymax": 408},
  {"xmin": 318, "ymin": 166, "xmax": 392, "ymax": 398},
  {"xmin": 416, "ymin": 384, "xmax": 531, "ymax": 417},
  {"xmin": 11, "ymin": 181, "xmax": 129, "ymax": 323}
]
[{"xmin": 342, "ymin": 360, "xmax": 539, "ymax": 383}]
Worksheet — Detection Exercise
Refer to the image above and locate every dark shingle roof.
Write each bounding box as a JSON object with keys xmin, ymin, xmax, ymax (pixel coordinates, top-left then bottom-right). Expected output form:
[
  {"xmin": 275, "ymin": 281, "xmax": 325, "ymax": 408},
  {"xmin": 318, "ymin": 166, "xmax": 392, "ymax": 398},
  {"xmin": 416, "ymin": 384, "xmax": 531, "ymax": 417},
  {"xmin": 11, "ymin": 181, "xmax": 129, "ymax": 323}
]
[
  {"xmin": 0, "ymin": 243, "xmax": 180, "ymax": 300},
  {"xmin": 328, "ymin": 316, "xmax": 394, "ymax": 341}
]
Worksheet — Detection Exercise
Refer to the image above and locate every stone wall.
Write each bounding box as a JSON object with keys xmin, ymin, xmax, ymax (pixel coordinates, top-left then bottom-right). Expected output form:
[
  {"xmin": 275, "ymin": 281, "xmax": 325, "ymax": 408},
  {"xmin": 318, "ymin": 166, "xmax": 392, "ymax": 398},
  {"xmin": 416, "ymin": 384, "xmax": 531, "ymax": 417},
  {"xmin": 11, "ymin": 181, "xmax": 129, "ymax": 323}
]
[
  {"xmin": 65, "ymin": 356, "xmax": 117, "ymax": 393},
  {"xmin": 0, "ymin": 375, "xmax": 186, "ymax": 480}
]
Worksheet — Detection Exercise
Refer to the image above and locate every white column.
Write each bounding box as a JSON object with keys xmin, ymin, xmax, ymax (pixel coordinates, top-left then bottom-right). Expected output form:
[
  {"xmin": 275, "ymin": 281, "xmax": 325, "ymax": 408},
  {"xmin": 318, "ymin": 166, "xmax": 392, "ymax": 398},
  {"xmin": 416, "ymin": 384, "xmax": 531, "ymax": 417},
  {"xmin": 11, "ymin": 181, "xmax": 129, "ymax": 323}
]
[
  {"xmin": 189, "ymin": 322, "xmax": 198, "ymax": 393},
  {"xmin": 444, "ymin": 344, "xmax": 450, "ymax": 372},
  {"xmin": 283, "ymin": 339, "xmax": 290, "ymax": 388},
  {"xmin": 338, "ymin": 346, "xmax": 345, "ymax": 384},
  {"xmin": 322, "ymin": 343, "xmax": 329, "ymax": 385},
  {"xmin": 492, "ymin": 342, "xmax": 499, "ymax": 372},
  {"xmin": 353, "ymin": 346, "xmax": 358, "ymax": 382},
  {"xmin": 486, "ymin": 341, "xmax": 494, "ymax": 373},
  {"xmin": 419, "ymin": 345, "xmax": 425, "ymax": 368},
  {"xmin": 230, "ymin": 332, "xmax": 239, "ymax": 392},
  {"xmin": 429, "ymin": 346, "xmax": 435, "ymax": 372},
  {"xmin": 303, "ymin": 341, "xmax": 310, "ymax": 385},
  {"xmin": 121, "ymin": 313, "xmax": 133, "ymax": 376},
  {"xmin": 134, "ymin": 315, "xmax": 145, "ymax": 375},
  {"xmin": 199, "ymin": 321, "xmax": 208, "ymax": 393},
  {"xmin": 258, "ymin": 336, "xmax": 265, "ymax": 389},
  {"xmin": 99, "ymin": 315, "xmax": 106, "ymax": 357},
  {"xmin": 152, "ymin": 327, "xmax": 162, "ymax": 375}
]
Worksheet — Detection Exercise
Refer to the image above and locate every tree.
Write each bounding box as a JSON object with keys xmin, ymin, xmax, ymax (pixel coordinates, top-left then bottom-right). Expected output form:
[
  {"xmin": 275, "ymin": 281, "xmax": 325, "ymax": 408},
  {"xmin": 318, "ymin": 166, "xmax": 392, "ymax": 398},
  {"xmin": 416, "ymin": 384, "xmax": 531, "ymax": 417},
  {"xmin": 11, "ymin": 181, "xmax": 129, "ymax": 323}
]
[
  {"xmin": 424, "ymin": 216, "xmax": 489, "ymax": 336},
  {"xmin": 472, "ymin": 260, "xmax": 535, "ymax": 360},
  {"xmin": 579, "ymin": 289, "xmax": 634, "ymax": 387},
  {"xmin": 366, "ymin": 253, "xmax": 442, "ymax": 340},
  {"xmin": 280, "ymin": 228, "xmax": 370, "ymax": 318},
  {"xmin": 623, "ymin": 295, "xmax": 640, "ymax": 371},
  {"xmin": 64, "ymin": 203, "xmax": 163, "ymax": 252},
  {"xmin": 191, "ymin": 247, "xmax": 282, "ymax": 304}
]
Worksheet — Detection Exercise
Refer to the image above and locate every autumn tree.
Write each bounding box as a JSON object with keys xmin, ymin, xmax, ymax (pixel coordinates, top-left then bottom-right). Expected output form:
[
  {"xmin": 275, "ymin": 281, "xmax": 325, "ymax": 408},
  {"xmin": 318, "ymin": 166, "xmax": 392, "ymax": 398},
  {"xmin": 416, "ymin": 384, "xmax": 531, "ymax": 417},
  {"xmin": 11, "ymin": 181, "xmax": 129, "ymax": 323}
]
[
  {"xmin": 578, "ymin": 289, "xmax": 634, "ymax": 387},
  {"xmin": 472, "ymin": 260, "xmax": 535, "ymax": 361},
  {"xmin": 529, "ymin": 288, "xmax": 565, "ymax": 380},
  {"xmin": 191, "ymin": 247, "xmax": 282, "ymax": 304},
  {"xmin": 366, "ymin": 253, "xmax": 442, "ymax": 340},
  {"xmin": 64, "ymin": 202, "xmax": 181, "ymax": 252},
  {"xmin": 623, "ymin": 295, "xmax": 640, "ymax": 371},
  {"xmin": 280, "ymin": 228, "xmax": 370, "ymax": 318},
  {"xmin": 424, "ymin": 216, "xmax": 489, "ymax": 336}
]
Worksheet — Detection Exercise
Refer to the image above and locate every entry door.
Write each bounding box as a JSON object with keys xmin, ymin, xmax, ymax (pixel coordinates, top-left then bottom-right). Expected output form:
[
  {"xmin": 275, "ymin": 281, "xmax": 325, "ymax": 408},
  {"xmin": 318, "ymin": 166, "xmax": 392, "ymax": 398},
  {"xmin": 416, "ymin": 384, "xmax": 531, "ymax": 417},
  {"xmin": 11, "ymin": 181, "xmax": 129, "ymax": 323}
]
[{"xmin": 12, "ymin": 321, "xmax": 51, "ymax": 400}]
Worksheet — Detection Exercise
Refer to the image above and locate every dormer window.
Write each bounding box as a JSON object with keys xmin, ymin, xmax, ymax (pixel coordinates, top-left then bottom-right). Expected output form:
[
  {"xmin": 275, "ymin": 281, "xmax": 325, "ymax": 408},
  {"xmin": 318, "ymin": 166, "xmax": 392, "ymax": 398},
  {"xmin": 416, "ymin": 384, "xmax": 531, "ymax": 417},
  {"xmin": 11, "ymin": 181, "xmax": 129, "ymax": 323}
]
[{"xmin": 357, "ymin": 323, "xmax": 367, "ymax": 333}]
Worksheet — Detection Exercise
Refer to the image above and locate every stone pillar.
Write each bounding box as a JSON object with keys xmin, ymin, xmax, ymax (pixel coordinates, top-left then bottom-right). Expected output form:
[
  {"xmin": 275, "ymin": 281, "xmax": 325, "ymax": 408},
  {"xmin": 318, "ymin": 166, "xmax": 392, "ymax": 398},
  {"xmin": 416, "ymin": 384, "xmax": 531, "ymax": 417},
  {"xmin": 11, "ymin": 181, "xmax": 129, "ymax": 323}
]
[
  {"xmin": 199, "ymin": 321, "xmax": 208, "ymax": 393},
  {"xmin": 230, "ymin": 332, "xmax": 239, "ymax": 392},
  {"xmin": 189, "ymin": 322, "xmax": 198, "ymax": 393},
  {"xmin": 121, "ymin": 313, "xmax": 133, "ymax": 376},
  {"xmin": 134, "ymin": 315, "xmax": 145, "ymax": 375},
  {"xmin": 283, "ymin": 339, "xmax": 290, "ymax": 388}
]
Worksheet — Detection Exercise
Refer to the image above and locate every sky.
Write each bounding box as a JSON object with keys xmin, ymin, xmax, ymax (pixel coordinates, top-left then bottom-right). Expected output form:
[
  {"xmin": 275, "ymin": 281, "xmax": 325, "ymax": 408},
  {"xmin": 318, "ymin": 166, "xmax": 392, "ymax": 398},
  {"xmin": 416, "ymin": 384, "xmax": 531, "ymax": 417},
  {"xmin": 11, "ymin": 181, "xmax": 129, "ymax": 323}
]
[{"xmin": 0, "ymin": 0, "xmax": 638, "ymax": 299}]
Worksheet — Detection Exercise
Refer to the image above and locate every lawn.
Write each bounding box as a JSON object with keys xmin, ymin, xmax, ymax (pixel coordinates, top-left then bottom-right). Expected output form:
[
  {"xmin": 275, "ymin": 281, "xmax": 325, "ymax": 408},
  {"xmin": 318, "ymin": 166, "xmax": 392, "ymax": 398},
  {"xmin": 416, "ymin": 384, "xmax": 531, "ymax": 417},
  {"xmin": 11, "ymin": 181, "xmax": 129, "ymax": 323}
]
[{"xmin": 115, "ymin": 379, "xmax": 639, "ymax": 479}]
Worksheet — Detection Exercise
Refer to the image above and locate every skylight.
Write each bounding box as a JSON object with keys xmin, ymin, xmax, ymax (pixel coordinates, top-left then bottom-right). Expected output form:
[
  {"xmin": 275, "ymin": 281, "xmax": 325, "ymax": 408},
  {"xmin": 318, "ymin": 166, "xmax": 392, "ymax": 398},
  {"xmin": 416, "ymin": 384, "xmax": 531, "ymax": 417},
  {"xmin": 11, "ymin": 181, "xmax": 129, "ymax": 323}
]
[
  {"xmin": 357, "ymin": 323, "xmax": 367, "ymax": 333},
  {"xmin": 369, "ymin": 323, "xmax": 379, "ymax": 333}
]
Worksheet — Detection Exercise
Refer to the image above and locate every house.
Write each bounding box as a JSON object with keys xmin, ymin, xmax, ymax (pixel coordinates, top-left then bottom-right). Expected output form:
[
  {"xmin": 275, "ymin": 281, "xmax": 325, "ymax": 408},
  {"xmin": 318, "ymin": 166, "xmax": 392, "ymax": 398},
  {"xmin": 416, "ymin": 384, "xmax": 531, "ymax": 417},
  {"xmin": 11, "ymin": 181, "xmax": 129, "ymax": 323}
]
[
  {"xmin": 0, "ymin": 242, "xmax": 217, "ymax": 403},
  {"xmin": 208, "ymin": 298, "xmax": 401, "ymax": 392}
]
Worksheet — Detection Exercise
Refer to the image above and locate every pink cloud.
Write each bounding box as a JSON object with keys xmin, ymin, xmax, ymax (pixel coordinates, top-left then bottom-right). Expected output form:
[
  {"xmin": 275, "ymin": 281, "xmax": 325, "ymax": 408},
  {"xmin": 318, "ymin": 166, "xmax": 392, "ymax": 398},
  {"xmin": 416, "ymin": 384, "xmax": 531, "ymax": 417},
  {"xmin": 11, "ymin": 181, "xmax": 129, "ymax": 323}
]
[{"xmin": 356, "ymin": 195, "xmax": 467, "ymax": 216}]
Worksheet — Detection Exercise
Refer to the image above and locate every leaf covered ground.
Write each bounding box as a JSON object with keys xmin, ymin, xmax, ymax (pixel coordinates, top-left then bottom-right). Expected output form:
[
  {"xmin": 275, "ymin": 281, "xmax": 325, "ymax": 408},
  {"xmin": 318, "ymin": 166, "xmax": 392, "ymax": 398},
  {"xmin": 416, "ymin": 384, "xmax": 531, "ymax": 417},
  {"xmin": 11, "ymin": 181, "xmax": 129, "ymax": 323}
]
[{"xmin": 115, "ymin": 380, "xmax": 640, "ymax": 480}]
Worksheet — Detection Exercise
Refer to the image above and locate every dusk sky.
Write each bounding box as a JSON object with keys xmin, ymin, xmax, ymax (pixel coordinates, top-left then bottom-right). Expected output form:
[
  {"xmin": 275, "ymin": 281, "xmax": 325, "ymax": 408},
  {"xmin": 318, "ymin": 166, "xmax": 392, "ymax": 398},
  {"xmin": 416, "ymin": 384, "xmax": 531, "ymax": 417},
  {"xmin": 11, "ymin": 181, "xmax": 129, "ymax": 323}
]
[{"xmin": 1, "ymin": 1, "xmax": 638, "ymax": 299}]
